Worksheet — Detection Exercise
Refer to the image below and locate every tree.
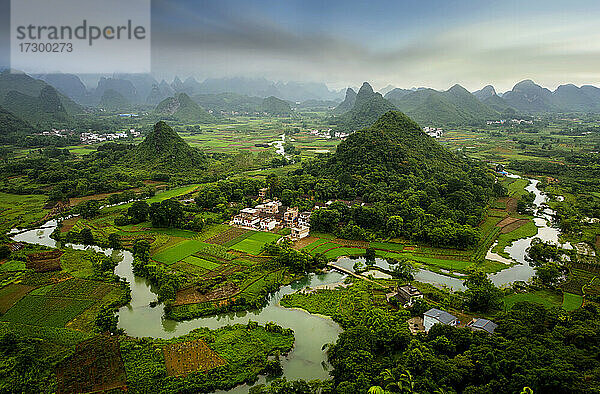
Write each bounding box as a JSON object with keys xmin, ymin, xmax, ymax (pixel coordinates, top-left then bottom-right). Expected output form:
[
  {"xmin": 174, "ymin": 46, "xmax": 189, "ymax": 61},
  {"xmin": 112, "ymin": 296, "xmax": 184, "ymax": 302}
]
[
  {"xmin": 365, "ymin": 248, "xmax": 376, "ymax": 264},
  {"xmin": 77, "ymin": 200, "xmax": 100, "ymax": 219},
  {"xmin": 80, "ymin": 228, "xmax": 94, "ymax": 245},
  {"xmin": 310, "ymin": 209, "xmax": 341, "ymax": 233},
  {"xmin": 149, "ymin": 199, "xmax": 184, "ymax": 228},
  {"xmin": 95, "ymin": 305, "xmax": 120, "ymax": 333},
  {"xmin": 133, "ymin": 239, "xmax": 151, "ymax": 262},
  {"xmin": 535, "ymin": 262, "xmax": 562, "ymax": 286},
  {"xmin": 0, "ymin": 245, "xmax": 11, "ymax": 260},
  {"xmin": 127, "ymin": 201, "xmax": 149, "ymax": 223},
  {"xmin": 108, "ymin": 233, "xmax": 121, "ymax": 249},
  {"xmin": 464, "ymin": 269, "xmax": 503, "ymax": 312}
]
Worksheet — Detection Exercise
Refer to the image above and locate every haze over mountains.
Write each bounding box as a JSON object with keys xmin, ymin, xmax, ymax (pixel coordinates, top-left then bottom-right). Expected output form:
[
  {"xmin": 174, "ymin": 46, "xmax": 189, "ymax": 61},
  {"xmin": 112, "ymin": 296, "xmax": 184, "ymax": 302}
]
[
  {"xmin": 6, "ymin": 68, "xmax": 600, "ymax": 133},
  {"xmin": 34, "ymin": 74, "xmax": 345, "ymax": 107}
]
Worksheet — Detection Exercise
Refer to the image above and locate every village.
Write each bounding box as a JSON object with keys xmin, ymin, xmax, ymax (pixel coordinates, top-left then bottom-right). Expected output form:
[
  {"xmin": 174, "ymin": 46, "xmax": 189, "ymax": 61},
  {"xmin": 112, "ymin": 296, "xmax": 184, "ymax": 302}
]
[{"xmin": 230, "ymin": 187, "xmax": 312, "ymax": 239}]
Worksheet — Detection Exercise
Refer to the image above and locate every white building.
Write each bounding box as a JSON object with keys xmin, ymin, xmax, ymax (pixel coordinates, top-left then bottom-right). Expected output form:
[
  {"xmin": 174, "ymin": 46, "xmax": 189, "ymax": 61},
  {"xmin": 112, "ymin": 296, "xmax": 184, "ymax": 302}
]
[
  {"xmin": 260, "ymin": 218, "xmax": 277, "ymax": 231},
  {"xmin": 298, "ymin": 211, "xmax": 311, "ymax": 227},
  {"xmin": 291, "ymin": 226, "xmax": 310, "ymax": 239},
  {"xmin": 243, "ymin": 216, "xmax": 260, "ymax": 228},
  {"xmin": 256, "ymin": 200, "xmax": 281, "ymax": 215},
  {"xmin": 423, "ymin": 308, "xmax": 458, "ymax": 332}
]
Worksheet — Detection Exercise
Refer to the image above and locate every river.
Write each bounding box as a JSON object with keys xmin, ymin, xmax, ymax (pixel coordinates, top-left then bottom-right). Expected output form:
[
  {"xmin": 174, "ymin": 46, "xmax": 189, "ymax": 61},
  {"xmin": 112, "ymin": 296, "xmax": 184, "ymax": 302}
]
[
  {"xmin": 8, "ymin": 174, "xmax": 566, "ymax": 390},
  {"xmin": 10, "ymin": 224, "xmax": 343, "ymax": 392}
]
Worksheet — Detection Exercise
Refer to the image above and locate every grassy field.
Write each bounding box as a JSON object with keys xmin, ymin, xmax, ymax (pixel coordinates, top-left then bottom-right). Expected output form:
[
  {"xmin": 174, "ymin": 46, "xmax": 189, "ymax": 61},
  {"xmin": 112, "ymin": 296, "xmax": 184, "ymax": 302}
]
[
  {"xmin": 0, "ymin": 192, "xmax": 49, "ymax": 233},
  {"xmin": 0, "ymin": 295, "xmax": 94, "ymax": 328},
  {"xmin": 230, "ymin": 232, "xmax": 281, "ymax": 255},
  {"xmin": 562, "ymin": 292, "xmax": 584, "ymax": 311},
  {"xmin": 183, "ymin": 255, "xmax": 221, "ymax": 270},
  {"xmin": 152, "ymin": 240, "xmax": 209, "ymax": 265},
  {"xmin": 503, "ymin": 290, "xmax": 563, "ymax": 310},
  {"xmin": 493, "ymin": 220, "xmax": 538, "ymax": 258}
]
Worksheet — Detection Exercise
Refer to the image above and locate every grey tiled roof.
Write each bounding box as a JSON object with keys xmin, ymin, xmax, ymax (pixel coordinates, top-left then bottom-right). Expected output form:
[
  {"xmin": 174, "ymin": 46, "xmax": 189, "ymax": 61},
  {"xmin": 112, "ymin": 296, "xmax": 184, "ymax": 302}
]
[
  {"xmin": 471, "ymin": 318, "xmax": 498, "ymax": 333},
  {"xmin": 424, "ymin": 308, "xmax": 457, "ymax": 325}
]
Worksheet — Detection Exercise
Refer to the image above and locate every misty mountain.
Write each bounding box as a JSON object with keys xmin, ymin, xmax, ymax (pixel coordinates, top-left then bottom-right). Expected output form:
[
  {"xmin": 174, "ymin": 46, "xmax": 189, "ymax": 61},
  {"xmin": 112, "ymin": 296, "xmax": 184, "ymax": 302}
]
[
  {"xmin": 261, "ymin": 96, "xmax": 292, "ymax": 115},
  {"xmin": 0, "ymin": 71, "xmax": 81, "ymax": 127},
  {"xmin": 379, "ymin": 85, "xmax": 396, "ymax": 96},
  {"xmin": 3, "ymin": 87, "xmax": 72, "ymax": 127},
  {"xmin": 114, "ymin": 74, "xmax": 159, "ymax": 104},
  {"xmin": 473, "ymin": 80, "xmax": 600, "ymax": 113},
  {"xmin": 0, "ymin": 70, "xmax": 81, "ymax": 115},
  {"xmin": 93, "ymin": 77, "xmax": 139, "ymax": 106},
  {"xmin": 332, "ymin": 88, "xmax": 357, "ymax": 114},
  {"xmin": 472, "ymin": 85, "xmax": 497, "ymax": 101},
  {"xmin": 384, "ymin": 88, "xmax": 413, "ymax": 101},
  {"xmin": 386, "ymin": 84, "xmax": 498, "ymax": 126},
  {"xmin": 192, "ymin": 93, "xmax": 264, "ymax": 113},
  {"xmin": 38, "ymin": 73, "xmax": 88, "ymax": 103},
  {"xmin": 155, "ymin": 93, "xmax": 215, "ymax": 123},
  {"xmin": 333, "ymin": 82, "xmax": 397, "ymax": 130},
  {"xmin": 99, "ymin": 89, "xmax": 130, "ymax": 111},
  {"xmin": 170, "ymin": 76, "xmax": 340, "ymax": 102},
  {"xmin": 552, "ymin": 84, "xmax": 600, "ymax": 112},
  {"xmin": 146, "ymin": 81, "xmax": 175, "ymax": 105},
  {"xmin": 501, "ymin": 80, "xmax": 558, "ymax": 113}
]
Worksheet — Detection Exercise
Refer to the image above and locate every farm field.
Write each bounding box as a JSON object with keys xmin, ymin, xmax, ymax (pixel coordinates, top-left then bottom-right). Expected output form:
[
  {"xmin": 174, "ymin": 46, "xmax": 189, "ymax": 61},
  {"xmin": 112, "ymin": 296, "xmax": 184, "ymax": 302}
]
[
  {"xmin": 56, "ymin": 335, "xmax": 127, "ymax": 394},
  {"xmin": 230, "ymin": 231, "xmax": 281, "ymax": 255},
  {"xmin": 0, "ymin": 192, "xmax": 49, "ymax": 233},
  {"xmin": 183, "ymin": 255, "xmax": 221, "ymax": 270},
  {"xmin": 0, "ymin": 295, "xmax": 95, "ymax": 328},
  {"xmin": 503, "ymin": 290, "xmax": 563, "ymax": 309},
  {"xmin": 163, "ymin": 338, "xmax": 227, "ymax": 376},
  {"xmin": 152, "ymin": 240, "xmax": 209, "ymax": 265},
  {"xmin": 562, "ymin": 292, "xmax": 584, "ymax": 311},
  {"xmin": 120, "ymin": 324, "xmax": 294, "ymax": 393}
]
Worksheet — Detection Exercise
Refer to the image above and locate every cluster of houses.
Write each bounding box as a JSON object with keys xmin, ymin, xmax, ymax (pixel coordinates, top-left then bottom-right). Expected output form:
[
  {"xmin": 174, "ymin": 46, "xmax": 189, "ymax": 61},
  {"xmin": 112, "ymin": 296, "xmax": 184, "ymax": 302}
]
[
  {"xmin": 388, "ymin": 284, "xmax": 498, "ymax": 335},
  {"xmin": 79, "ymin": 128, "xmax": 140, "ymax": 144},
  {"xmin": 308, "ymin": 129, "xmax": 349, "ymax": 140},
  {"xmin": 36, "ymin": 128, "xmax": 75, "ymax": 138},
  {"xmin": 231, "ymin": 188, "xmax": 311, "ymax": 239},
  {"xmin": 422, "ymin": 126, "xmax": 443, "ymax": 138},
  {"xmin": 486, "ymin": 119, "xmax": 534, "ymax": 125}
]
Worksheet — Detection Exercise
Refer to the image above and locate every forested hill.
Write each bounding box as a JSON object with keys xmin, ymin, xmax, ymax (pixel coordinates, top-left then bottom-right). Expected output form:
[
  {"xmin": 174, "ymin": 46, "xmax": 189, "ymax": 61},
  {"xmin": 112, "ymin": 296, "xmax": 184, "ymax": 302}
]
[
  {"xmin": 0, "ymin": 71, "xmax": 81, "ymax": 127},
  {"xmin": 332, "ymin": 87, "xmax": 357, "ymax": 114},
  {"xmin": 332, "ymin": 82, "xmax": 397, "ymax": 131},
  {"xmin": 155, "ymin": 93, "xmax": 215, "ymax": 123},
  {"xmin": 0, "ymin": 106, "xmax": 32, "ymax": 137},
  {"xmin": 133, "ymin": 121, "xmax": 206, "ymax": 169},
  {"xmin": 303, "ymin": 111, "xmax": 499, "ymax": 248},
  {"xmin": 328, "ymin": 110, "xmax": 460, "ymax": 177}
]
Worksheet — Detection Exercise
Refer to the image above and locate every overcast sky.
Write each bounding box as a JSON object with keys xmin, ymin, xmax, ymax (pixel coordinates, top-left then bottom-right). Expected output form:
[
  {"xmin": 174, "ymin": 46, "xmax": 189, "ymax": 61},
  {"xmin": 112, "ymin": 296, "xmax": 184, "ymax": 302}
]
[{"xmin": 2, "ymin": 0, "xmax": 600, "ymax": 92}]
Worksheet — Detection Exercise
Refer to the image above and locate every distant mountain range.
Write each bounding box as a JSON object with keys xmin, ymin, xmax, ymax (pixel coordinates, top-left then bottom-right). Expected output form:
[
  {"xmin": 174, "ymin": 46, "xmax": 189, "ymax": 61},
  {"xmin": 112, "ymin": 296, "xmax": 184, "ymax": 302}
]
[
  {"xmin": 33, "ymin": 74, "xmax": 345, "ymax": 107},
  {"xmin": 5, "ymin": 68, "xmax": 600, "ymax": 134},
  {"xmin": 0, "ymin": 71, "xmax": 81, "ymax": 128}
]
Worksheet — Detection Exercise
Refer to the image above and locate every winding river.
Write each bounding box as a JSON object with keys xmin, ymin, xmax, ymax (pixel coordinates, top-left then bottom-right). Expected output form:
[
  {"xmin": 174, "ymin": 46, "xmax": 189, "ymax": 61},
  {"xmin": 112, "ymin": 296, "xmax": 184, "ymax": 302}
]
[{"xmin": 8, "ymin": 175, "xmax": 567, "ymax": 391}]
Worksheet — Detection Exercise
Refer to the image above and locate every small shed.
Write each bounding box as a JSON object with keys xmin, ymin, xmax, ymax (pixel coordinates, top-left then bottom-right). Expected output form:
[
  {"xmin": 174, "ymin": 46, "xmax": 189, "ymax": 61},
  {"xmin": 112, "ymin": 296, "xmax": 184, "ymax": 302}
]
[{"xmin": 467, "ymin": 318, "xmax": 498, "ymax": 334}]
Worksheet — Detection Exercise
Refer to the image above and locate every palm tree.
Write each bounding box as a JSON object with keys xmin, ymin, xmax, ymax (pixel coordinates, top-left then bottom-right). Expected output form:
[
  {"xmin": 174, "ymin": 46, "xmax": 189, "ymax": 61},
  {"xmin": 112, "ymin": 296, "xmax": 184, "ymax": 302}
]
[
  {"xmin": 399, "ymin": 370, "xmax": 415, "ymax": 394},
  {"xmin": 368, "ymin": 386, "xmax": 387, "ymax": 394},
  {"xmin": 382, "ymin": 368, "xmax": 401, "ymax": 392}
]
